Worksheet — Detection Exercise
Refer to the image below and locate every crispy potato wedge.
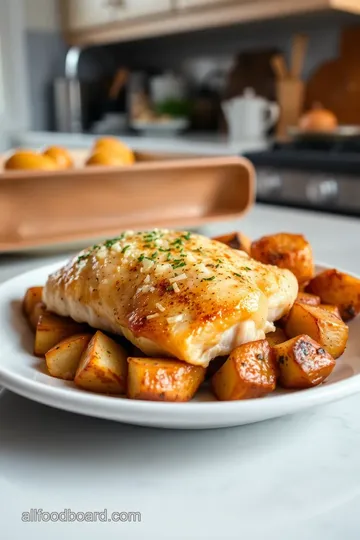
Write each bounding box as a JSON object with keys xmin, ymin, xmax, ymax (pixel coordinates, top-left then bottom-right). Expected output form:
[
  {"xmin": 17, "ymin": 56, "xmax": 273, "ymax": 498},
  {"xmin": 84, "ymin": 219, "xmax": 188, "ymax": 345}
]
[
  {"xmin": 127, "ymin": 357, "xmax": 205, "ymax": 401},
  {"xmin": 285, "ymin": 303, "xmax": 349, "ymax": 359},
  {"xmin": 320, "ymin": 304, "xmax": 342, "ymax": 319},
  {"xmin": 29, "ymin": 302, "xmax": 48, "ymax": 331},
  {"xmin": 34, "ymin": 313, "xmax": 88, "ymax": 357},
  {"xmin": 213, "ymin": 231, "xmax": 251, "ymax": 254},
  {"xmin": 307, "ymin": 269, "xmax": 360, "ymax": 321},
  {"xmin": 45, "ymin": 334, "xmax": 93, "ymax": 380},
  {"xmin": 212, "ymin": 340, "xmax": 276, "ymax": 401},
  {"xmin": 74, "ymin": 331, "xmax": 127, "ymax": 394},
  {"xmin": 251, "ymin": 233, "xmax": 314, "ymax": 284},
  {"xmin": 266, "ymin": 327, "xmax": 287, "ymax": 347},
  {"xmin": 296, "ymin": 292, "xmax": 321, "ymax": 306},
  {"xmin": 273, "ymin": 334, "xmax": 335, "ymax": 389},
  {"xmin": 23, "ymin": 286, "xmax": 43, "ymax": 318}
]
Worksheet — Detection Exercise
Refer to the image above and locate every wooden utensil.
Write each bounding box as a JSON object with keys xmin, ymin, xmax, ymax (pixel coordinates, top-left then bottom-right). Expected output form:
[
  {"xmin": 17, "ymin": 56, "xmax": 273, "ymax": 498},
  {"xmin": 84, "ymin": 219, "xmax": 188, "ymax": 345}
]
[
  {"xmin": 290, "ymin": 34, "xmax": 309, "ymax": 79},
  {"xmin": 271, "ymin": 54, "xmax": 288, "ymax": 81}
]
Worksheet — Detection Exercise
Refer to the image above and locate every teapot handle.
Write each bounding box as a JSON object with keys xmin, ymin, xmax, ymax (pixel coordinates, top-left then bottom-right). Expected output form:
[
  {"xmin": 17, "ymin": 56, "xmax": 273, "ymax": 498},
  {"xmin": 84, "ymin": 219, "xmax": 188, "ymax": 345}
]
[{"xmin": 264, "ymin": 102, "xmax": 280, "ymax": 131}]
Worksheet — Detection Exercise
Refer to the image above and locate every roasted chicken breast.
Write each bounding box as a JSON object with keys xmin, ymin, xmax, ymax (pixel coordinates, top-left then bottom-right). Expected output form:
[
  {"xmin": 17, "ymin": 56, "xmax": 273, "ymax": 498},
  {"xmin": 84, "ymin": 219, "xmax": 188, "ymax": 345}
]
[{"xmin": 43, "ymin": 230, "xmax": 298, "ymax": 366}]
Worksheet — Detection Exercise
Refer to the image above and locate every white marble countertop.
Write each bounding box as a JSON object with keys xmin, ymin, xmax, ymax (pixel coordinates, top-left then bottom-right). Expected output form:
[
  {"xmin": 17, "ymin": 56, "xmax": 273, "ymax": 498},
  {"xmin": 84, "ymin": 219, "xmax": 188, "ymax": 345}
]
[
  {"xmin": 1, "ymin": 204, "xmax": 360, "ymax": 540},
  {"xmin": 11, "ymin": 130, "xmax": 269, "ymax": 156}
]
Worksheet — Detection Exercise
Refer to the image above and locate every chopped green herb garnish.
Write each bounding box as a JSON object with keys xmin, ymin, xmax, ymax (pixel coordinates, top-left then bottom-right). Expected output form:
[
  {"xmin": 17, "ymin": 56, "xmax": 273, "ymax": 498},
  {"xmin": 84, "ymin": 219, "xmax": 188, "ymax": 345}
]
[
  {"xmin": 202, "ymin": 276, "xmax": 215, "ymax": 282},
  {"xmin": 172, "ymin": 261, "xmax": 186, "ymax": 270},
  {"xmin": 77, "ymin": 254, "xmax": 89, "ymax": 263},
  {"xmin": 151, "ymin": 251, "xmax": 158, "ymax": 260},
  {"xmin": 172, "ymin": 238, "xmax": 183, "ymax": 247},
  {"xmin": 159, "ymin": 248, "xmax": 171, "ymax": 252},
  {"xmin": 167, "ymin": 252, "xmax": 172, "ymax": 261},
  {"xmin": 104, "ymin": 236, "xmax": 123, "ymax": 249},
  {"xmin": 233, "ymin": 272, "xmax": 242, "ymax": 278},
  {"xmin": 166, "ymin": 285, "xmax": 173, "ymax": 291},
  {"xmin": 182, "ymin": 232, "xmax": 191, "ymax": 240},
  {"xmin": 121, "ymin": 245, "xmax": 130, "ymax": 254},
  {"xmin": 242, "ymin": 266, "xmax": 252, "ymax": 271},
  {"xmin": 138, "ymin": 254, "xmax": 145, "ymax": 262},
  {"xmin": 217, "ymin": 259, "xmax": 223, "ymax": 263}
]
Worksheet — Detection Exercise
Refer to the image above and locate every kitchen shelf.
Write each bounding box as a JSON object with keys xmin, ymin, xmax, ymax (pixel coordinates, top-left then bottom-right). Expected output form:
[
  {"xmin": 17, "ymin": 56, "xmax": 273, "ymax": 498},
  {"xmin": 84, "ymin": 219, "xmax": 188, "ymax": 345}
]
[{"xmin": 63, "ymin": 0, "xmax": 360, "ymax": 46}]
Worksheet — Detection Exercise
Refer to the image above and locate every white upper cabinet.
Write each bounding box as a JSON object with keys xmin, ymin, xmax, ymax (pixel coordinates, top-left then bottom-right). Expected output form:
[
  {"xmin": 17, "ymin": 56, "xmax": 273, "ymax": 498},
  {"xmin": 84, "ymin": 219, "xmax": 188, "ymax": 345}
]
[
  {"xmin": 63, "ymin": 0, "xmax": 113, "ymax": 31},
  {"xmin": 177, "ymin": 0, "xmax": 231, "ymax": 7},
  {"xmin": 110, "ymin": 0, "xmax": 173, "ymax": 21}
]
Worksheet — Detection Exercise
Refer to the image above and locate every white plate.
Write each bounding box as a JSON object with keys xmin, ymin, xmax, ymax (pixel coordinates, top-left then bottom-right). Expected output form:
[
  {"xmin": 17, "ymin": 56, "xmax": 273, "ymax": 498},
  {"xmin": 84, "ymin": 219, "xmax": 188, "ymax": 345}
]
[
  {"xmin": 131, "ymin": 118, "xmax": 189, "ymax": 137},
  {"xmin": 0, "ymin": 261, "xmax": 359, "ymax": 429}
]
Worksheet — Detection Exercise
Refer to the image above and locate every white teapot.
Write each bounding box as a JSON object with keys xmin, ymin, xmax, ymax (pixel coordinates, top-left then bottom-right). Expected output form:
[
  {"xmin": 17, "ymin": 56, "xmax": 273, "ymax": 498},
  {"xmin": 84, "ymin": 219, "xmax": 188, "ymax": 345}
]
[{"xmin": 222, "ymin": 88, "xmax": 279, "ymax": 142}]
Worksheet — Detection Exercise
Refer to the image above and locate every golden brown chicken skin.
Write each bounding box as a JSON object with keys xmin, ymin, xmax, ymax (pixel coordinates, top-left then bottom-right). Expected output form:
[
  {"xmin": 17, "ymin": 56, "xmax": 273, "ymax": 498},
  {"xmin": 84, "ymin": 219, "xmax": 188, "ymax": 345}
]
[{"xmin": 43, "ymin": 230, "xmax": 298, "ymax": 366}]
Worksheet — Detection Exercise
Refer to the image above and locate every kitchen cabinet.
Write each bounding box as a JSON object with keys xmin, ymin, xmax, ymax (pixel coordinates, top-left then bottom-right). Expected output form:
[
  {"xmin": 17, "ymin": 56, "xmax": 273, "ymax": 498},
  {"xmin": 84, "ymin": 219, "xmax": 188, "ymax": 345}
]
[
  {"xmin": 62, "ymin": 0, "xmax": 360, "ymax": 46},
  {"xmin": 63, "ymin": 0, "xmax": 112, "ymax": 31},
  {"xmin": 177, "ymin": 0, "xmax": 234, "ymax": 7},
  {"xmin": 110, "ymin": 0, "xmax": 172, "ymax": 21}
]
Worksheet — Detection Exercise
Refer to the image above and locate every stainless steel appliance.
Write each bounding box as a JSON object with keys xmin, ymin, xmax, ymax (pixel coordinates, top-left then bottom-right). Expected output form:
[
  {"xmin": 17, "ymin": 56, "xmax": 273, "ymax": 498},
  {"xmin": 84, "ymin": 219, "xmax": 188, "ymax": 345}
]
[{"xmin": 245, "ymin": 139, "xmax": 360, "ymax": 216}]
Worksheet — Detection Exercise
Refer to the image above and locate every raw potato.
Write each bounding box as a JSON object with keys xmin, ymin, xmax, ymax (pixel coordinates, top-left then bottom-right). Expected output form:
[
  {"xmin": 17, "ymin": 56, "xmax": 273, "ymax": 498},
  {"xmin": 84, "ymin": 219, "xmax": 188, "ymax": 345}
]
[
  {"xmin": 320, "ymin": 304, "xmax": 341, "ymax": 319},
  {"xmin": 127, "ymin": 357, "xmax": 205, "ymax": 401},
  {"xmin": 296, "ymin": 292, "xmax": 321, "ymax": 306},
  {"xmin": 29, "ymin": 302, "xmax": 48, "ymax": 331},
  {"xmin": 45, "ymin": 334, "xmax": 93, "ymax": 380},
  {"xmin": 212, "ymin": 340, "xmax": 276, "ymax": 401},
  {"xmin": 251, "ymin": 233, "xmax": 314, "ymax": 284},
  {"xmin": 266, "ymin": 327, "xmax": 287, "ymax": 347},
  {"xmin": 273, "ymin": 334, "xmax": 335, "ymax": 389},
  {"xmin": 307, "ymin": 269, "xmax": 360, "ymax": 321},
  {"xmin": 285, "ymin": 303, "xmax": 349, "ymax": 359},
  {"xmin": 34, "ymin": 312, "xmax": 88, "ymax": 356},
  {"xmin": 213, "ymin": 231, "xmax": 251, "ymax": 254},
  {"xmin": 23, "ymin": 286, "xmax": 43, "ymax": 318},
  {"xmin": 74, "ymin": 331, "xmax": 128, "ymax": 394}
]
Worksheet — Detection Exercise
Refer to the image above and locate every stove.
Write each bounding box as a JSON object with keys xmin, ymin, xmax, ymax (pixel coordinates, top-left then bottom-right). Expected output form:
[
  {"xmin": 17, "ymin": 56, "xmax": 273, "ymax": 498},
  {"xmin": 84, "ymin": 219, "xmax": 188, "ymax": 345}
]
[{"xmin": 244, "ymin": 140, "xmax": 360, "ymax": 216}]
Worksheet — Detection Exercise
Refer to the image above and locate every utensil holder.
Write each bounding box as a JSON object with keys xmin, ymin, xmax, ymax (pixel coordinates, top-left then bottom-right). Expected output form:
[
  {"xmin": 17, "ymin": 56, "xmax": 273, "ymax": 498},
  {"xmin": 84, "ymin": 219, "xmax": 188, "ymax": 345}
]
[{"xmin": 275, "ymin": 79, "xmax": 305, "ymax": 140}]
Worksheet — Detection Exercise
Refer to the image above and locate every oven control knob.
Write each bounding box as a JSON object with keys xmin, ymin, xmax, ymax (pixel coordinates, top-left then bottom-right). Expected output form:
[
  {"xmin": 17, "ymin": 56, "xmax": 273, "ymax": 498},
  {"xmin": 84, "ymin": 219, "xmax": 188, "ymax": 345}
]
[
  {"xmin": 256, "ymin": 170, "xmax": 282, "ymax": 197},
  {"xmin": 306, "ymin": 179, "xmax": 338, "ymax": 204}
]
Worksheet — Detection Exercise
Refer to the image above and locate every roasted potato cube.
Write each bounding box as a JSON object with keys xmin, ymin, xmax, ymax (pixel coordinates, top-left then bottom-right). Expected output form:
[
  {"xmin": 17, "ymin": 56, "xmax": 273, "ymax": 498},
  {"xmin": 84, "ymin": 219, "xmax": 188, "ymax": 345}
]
[
  {"xmin": 285, "ymin": 303, "xmax": 349, "ymax": 359},
  {"xmin": 273, "ymin": 335, "xmax": 335, "ymax": 389},
  {"xmin": 34, "ymin": 313, "xmax": 88, "ymax": 356},
  {"xmin": 266, "ymin": 327, "xmax": 287, "ymax": 347},
  {"xmin": 23, "ymin": 286, "xmax": 43, "ymax": 318},
  {"xmin": 320, "ymin": 304, "xmax": 341, "ymax": 319},
  {"xmin": 29, "ymin": 302, "xmax": 48, "ymax": 331},
  {"xmin": 45, "ymin": 334, "xmax": 93, "ymax": 380},
  {"xmin": 75, "ymin": 331, "xmax": 127, "ymax": 394},
  {"xmin": 251, "ymin": 233, "xmax": 314, "ymax": 284},
  {"xmin": 127, "ymin": 357, "xmax": 205, "ymax": 401},
  {"xmin": 296, "ymin": 292, "xmax": 321, "ymax": 306},
  {"xmin": 307, "ymin": 269, "xmax": 360, "ymax": 321},
  {"xmin": 212, "ymin": 340, "xmax": 276, "ymax": 401},
  {"xmin": 213, "ymin": 231, "xmax": 251, "ymax": 254}
]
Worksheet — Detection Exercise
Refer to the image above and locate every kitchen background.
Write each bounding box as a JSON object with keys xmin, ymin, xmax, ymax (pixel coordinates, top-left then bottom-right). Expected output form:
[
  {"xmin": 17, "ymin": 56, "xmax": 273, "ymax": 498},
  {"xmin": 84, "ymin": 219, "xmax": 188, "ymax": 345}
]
[{"xmin": 2, "ymin": 0, "xmax": 360, "ymax": 217}]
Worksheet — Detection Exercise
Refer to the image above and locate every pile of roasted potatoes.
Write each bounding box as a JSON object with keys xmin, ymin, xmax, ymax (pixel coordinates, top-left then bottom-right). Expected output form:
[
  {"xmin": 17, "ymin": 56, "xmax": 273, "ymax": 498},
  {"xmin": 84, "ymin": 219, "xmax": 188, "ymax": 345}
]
[{"xmin": 22, "ymin": 231, "xmax": 360, "ymax": 402}]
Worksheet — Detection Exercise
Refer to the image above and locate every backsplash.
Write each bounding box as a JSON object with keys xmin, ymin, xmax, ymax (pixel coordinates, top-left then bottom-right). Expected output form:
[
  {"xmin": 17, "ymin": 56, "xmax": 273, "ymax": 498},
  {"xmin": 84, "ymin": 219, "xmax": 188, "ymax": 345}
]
[{"xmin": 26, "ymin": 13, "xmax": 355, "ymax": 131}]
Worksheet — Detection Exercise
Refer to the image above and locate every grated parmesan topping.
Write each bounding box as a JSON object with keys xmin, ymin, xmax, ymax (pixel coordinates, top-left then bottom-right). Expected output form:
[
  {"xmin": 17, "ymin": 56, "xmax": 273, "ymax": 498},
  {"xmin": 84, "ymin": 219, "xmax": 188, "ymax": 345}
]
[
  {"xmin": 144, "ymin": 274, "xmax": 151, "ymax": 283},
  {"xmin": 146, "ymin": 313, "xmax": 159, "ymax": 320},
  {"xmin": 167, "ymin": 314, "xmax": 184, "ymax": 324},
  {"xmin": 169, "ymin": 273, "xmax": 187, "ymax": 284},
  {"xmin": 156, "ymin": 302, "xmax": 165, "ymax": 312},
  {"xmin": 173, "ymin": 282, "xmax": 180, "ymax": 293}
]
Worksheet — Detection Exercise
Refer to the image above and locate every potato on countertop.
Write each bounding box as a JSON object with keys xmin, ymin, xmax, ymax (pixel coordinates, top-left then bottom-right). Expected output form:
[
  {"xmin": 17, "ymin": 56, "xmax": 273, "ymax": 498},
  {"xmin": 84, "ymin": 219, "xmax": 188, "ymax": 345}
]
[
  {"xmin": 127, "ymin": 357, "xmax": 205, "ymax": 402},
  {"xmin": 212, "ymin": 232, "xmax": 251, "ymax": 254},
  {"xmin": 75, "ymin": 331, "xmax": 128, "ymax": 394},
  {"xmin": 273, "ymin": 334, "xmax": 335, "ymax": 389},
  {"xmin": 307, "ymin": 269, "xmax": 360, "ymax": 321},
  {"xmin": 212, "ymin": 340, "xmax": 276, "ymax": 401},
  {"xmin": 251, "ymin": 233, "xmax": 314, "ymax": 284},
  {"xmin": 285, "ymin": 303, "xmax": 349, "ymax": 359},
  {"xmin": 45, "ymin": 333, "xmax": 93, "ymax": 380},
  {"xmin": 23, "ymin": 286, "xmax": 43, "ymax": 318},
  {"xmin": 34, "ymin": 312, "xmax": 89, "ymax": 357}
]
